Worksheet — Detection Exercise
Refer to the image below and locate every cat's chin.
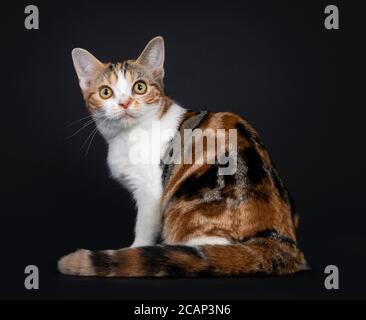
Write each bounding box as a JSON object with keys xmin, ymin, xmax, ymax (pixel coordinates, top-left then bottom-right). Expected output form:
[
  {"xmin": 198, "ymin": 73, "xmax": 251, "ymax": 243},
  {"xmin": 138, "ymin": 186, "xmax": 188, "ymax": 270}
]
[{"xmin": 118, "ymin": 114, "xmax": 141, "ymax": 128}]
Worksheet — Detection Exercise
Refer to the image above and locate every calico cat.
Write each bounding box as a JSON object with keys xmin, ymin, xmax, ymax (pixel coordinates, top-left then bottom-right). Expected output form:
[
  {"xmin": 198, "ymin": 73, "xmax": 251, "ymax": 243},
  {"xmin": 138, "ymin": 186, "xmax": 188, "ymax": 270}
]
[{"xmin": 58, "ymin": 36, "xmax": 307, "ymax": 277}]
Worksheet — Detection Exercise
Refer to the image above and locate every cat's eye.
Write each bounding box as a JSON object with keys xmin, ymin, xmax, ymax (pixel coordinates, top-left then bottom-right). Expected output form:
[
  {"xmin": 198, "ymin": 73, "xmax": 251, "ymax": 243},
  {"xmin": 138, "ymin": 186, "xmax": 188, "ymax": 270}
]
[
  {"xmin": 133, "ymin": 81, "xmax": 147, "ymax": 95},
  {"xmin": 99, "ymin": 86, "xmax": 113, "ymax": 99}
]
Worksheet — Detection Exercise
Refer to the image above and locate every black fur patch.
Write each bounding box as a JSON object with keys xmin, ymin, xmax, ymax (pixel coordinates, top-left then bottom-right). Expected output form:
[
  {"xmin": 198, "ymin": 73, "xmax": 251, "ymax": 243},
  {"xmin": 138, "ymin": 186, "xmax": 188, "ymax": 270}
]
[
  {"xmin": 236, "ymin": 123, "xmax": 254, "ymax": 142},
  {"xmin": 236, "ymin": 122, "xmax": 265, "ymax": 148},
  {"xmin": 161, "ymin": 161, "xmax": 174, "ymax": 188},
  {"xmin": 174, "ymin": 165, "xmax": 219, "ymax": 200},
  {"xmin": 91, "ymin": 251, "xmax": 115, "ymax": 274},
  {"xmin": 165, "ymin": 246, "xmax": 205, "ymax": 277},
  {"xmin": 288, "ymin": 193, "xmax": 297, "ymax": 216},
  {"xmin": 160, "ymin": 111, "xmax": 209, "ymax": 188},
  {"xmin": 269, "ymin": 166, "xmax": 287, "ymax": 199},
  {"xmin": 267, "ymin": 164, "xmax": 297, "ymax": 215},
  {"xmin": 140, "ymin": 246, "xmax": 168, "ymax": 274},
  {"xmin": 178, "ymin": 111, "xmax": 209, "ymax": 132},
  {"xmin": 241, "ymin": 229, "xmax": 296, "ymax": 247},
  {"xmin": 222, "ymin": 170, "xmax": 236, "ymax": 186},
  {"xmin": 192, "ymin": 111, "xmax": 210, "ymax": 130},
  {"xmin": 164, "ymin": 264, "xmax": 188, "ymax": 277},
  {"xmin": 140, "ymin": 245, "xmax": 203, "ymax": 277},
  {"xmin": 240, "ymin": 147, "xmax": 267, "ymax": 186}
]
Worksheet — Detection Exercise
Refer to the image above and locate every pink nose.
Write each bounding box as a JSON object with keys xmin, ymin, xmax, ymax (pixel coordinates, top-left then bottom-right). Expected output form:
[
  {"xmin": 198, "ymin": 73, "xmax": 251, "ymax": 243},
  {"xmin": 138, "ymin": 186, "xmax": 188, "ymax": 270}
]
[{"xmin": 119, "ymin": 99, "xmax": 131, "ymax": 109}]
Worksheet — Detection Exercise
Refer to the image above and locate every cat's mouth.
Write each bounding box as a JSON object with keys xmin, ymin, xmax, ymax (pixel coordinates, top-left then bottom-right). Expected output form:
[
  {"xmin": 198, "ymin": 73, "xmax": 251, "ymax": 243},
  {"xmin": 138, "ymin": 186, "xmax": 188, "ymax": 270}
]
[
  {"xmin": 120, "ymin": 112, "xmax": 137, "ymax": 120},
  {"xmin": 103, "ymin": 109, "xmax": 142, "ymax": 123},
  {"xmin": 100, "ymin": 113, "xmax": 137, "ymax": 124}
]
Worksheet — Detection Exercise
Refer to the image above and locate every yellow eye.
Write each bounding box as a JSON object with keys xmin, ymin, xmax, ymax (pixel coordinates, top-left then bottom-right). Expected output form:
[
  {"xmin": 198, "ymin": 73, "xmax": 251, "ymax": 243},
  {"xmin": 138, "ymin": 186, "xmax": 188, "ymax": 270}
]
[
  {"xmin": 99, "ymin": 86, "xmax": 113, "ymax": 99},
  {"xmin": 133, "ymin": 81, "xmax": 147, "ymax": 95}
]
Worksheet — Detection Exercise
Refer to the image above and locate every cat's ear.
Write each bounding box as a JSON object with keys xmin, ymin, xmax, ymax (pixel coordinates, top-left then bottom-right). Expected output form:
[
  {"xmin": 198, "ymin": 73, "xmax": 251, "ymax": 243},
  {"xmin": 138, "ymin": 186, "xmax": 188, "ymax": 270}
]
[
  {"xmin": 72, "ymin": 48, "xmax": 104, "ymax": 91},
  {"xmin": 136, "ymin": 36, "xmax": 165, "ymax": 80}
]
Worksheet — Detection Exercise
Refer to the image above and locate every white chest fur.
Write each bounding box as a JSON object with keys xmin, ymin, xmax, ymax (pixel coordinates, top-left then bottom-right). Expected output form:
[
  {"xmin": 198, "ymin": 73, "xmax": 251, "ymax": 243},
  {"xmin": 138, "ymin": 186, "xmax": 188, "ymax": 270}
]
[{"xmin": 106, "ymin": 104, "xmax": 185, "ymax": 246}]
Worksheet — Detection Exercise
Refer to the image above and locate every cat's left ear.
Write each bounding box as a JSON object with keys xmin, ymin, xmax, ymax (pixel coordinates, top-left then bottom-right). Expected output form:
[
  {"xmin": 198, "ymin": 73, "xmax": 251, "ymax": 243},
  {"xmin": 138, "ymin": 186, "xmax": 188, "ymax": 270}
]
[{"xmin": 136, "ymin": 36, "xmax": 165, "ymax": 81}]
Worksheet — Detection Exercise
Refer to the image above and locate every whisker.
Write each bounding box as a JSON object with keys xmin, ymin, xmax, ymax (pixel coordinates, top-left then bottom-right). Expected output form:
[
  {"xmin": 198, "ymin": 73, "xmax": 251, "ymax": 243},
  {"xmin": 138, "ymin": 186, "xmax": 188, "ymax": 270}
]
[
  {"xmin": 73, "ymin": 110, "xmax": 127, "ymax": 154},
  {"xmin": 80, "ymin": 124, "xmax": 98, "ymax": 151},
  {"xmin": 84, "ymin": 127, "xmax": 100, "ymax": 156},
  {"xmin": 80, "ymin": 118, "xmax": 109, "ymax": 156},
  {"xmin": 66, "ymin": 118, "xmax": 95, "ymax": 140},
  {"xmin": 66, "ymin": 114, "xmax": 94, "ymax": 127}
]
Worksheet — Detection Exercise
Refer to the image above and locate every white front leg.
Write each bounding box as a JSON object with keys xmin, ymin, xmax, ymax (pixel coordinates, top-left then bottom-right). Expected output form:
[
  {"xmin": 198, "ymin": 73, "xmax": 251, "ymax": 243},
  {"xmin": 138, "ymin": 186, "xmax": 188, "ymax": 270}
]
[{"xmin": 130, "ymin": 189, "xmax": 162, "ymax": 247}]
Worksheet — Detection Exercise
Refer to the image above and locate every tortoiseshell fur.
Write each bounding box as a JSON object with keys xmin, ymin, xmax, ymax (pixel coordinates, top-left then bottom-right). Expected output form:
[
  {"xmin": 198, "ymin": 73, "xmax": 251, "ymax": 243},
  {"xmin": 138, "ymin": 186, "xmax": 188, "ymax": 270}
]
[{"xmin": 59, "ymin": 37, "xmax": 307, "ymax": 277}]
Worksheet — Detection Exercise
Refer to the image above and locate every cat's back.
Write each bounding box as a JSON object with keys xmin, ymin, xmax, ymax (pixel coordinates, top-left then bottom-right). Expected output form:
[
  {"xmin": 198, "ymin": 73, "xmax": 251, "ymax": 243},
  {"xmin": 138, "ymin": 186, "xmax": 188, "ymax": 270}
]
[{"xmin": 161, "ymin": 110, "xmax": 298, "ymax": 244}]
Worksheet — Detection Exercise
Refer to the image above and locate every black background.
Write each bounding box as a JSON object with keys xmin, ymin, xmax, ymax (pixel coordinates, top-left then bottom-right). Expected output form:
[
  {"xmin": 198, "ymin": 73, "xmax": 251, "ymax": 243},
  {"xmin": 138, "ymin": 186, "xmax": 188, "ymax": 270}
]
[{"xmin": 1, "ymin": 0, "xmax": 365, "ymax": 299}]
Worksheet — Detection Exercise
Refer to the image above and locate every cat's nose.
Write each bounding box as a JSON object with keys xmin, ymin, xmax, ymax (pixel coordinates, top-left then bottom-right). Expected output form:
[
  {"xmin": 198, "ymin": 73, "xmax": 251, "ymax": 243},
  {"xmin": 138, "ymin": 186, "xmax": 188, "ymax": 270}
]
[{"xmin": 119, "ymin": 98, "xmax": 131, "ymax": 109}]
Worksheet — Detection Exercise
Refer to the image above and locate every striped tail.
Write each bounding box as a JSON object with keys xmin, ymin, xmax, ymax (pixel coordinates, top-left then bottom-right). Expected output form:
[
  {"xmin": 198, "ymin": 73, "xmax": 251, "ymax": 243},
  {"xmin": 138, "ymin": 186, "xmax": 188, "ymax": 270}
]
[{"xmin": 58, "ymin": 238, "xmax": 307, "ymax": 277}]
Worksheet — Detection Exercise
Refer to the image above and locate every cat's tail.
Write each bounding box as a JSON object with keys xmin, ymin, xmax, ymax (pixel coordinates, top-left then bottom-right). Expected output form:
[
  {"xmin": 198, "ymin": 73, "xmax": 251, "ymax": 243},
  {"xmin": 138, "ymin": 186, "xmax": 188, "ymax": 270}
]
[{"xmin": 58, "ymin": 239, "xmax": 307, "ymax": 277}]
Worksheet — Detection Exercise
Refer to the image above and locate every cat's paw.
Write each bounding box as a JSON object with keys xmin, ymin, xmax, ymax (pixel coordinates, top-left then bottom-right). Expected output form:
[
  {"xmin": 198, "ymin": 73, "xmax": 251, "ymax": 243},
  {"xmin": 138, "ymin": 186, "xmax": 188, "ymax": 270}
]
[
  {"xmin": 130, "ymin": 239, "xmax": 155, "ymax": 247},
  {"xmin": 58, "ymin": 249, "xmax": 96, "ymax": 276}
]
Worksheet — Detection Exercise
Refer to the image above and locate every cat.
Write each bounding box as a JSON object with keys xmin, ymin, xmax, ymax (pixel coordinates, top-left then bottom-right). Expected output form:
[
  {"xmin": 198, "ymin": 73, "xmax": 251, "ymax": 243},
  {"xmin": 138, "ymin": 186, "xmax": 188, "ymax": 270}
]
[{"xmin": 58, "ymin": 36, "xmax": 307, "ymax": 277}]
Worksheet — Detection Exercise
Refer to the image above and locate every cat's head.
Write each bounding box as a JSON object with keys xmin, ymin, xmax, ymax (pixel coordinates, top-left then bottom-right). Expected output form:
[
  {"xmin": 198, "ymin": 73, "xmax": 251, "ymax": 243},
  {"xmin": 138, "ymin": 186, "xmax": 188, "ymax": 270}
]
[{"xmin": 72, "ymin": 36, "xmax": 170, "ymax": 130}]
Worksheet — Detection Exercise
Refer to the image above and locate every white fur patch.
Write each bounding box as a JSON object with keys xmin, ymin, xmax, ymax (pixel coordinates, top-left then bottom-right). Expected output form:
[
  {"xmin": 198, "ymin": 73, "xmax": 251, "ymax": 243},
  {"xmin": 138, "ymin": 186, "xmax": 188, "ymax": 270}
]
[
  {"xmin": 185, "ymin": 236, "xmax": 231, "ymax": 246},
  {"xmin": 101, "ymin": 70, "xmax": 131, "ymax": 119},
  {"xmin": 106, "ymin": 103, "xmax": 186, "ymax": 246}
]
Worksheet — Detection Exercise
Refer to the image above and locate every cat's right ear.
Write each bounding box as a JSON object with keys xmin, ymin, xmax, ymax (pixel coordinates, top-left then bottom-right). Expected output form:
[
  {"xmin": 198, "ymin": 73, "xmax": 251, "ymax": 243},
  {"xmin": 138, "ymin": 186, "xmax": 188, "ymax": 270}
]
[{"xmin": 71, "ymin": 48, "xmax": 104, "ymax": 91}]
